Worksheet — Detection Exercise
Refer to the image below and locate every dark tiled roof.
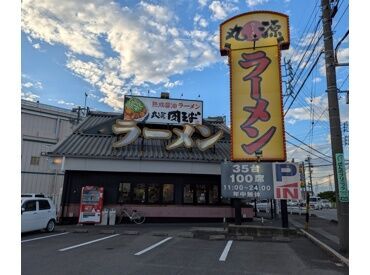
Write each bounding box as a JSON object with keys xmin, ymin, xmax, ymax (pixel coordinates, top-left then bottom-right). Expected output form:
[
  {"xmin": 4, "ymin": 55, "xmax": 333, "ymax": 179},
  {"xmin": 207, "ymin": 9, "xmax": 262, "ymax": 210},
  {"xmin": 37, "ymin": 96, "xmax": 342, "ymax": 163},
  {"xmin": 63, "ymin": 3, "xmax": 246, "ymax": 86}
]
[{"xmin": 49, "ymin": 111, "xmax": 231, "ymax": 163}]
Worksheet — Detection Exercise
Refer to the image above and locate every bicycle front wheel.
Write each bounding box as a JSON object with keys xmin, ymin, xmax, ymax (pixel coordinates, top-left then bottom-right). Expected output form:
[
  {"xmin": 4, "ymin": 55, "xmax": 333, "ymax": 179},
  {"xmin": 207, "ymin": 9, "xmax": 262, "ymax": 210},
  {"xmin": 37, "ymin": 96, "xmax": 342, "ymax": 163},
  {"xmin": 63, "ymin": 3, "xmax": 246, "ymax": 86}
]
[{"xmin": 132, "ymin": 212, "xmax": 145, "ymax": 224}]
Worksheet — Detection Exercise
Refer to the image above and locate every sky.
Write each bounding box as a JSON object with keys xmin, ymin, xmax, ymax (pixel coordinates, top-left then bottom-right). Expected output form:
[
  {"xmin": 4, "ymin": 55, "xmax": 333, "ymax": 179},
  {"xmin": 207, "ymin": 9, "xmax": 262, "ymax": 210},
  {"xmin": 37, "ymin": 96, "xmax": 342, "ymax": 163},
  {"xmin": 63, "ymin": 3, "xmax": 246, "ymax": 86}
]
[{"xmin": 20, "ymin": 0, "xmax": 349, "ymax": 194}]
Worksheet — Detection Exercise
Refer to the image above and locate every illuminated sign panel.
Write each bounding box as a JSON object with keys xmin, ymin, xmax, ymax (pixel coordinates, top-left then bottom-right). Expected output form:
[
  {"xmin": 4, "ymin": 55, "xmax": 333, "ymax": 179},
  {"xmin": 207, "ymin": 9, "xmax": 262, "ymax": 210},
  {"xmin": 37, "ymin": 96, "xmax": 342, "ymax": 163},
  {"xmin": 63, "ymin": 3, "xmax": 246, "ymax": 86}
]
[
  {"xmin": 220, "ymin": 11, "xmax": 290, "ymax": 55},
  {"xmin": 124, "ymin": 95, "xmax": 203, "ymax": 125},
  {"xmin": 220, "ymin": 11, "xmax": 289, "ymax": 161},
  {"xmin": 230, "ymin": 46, "xmax": 285, "ymax": 161}
]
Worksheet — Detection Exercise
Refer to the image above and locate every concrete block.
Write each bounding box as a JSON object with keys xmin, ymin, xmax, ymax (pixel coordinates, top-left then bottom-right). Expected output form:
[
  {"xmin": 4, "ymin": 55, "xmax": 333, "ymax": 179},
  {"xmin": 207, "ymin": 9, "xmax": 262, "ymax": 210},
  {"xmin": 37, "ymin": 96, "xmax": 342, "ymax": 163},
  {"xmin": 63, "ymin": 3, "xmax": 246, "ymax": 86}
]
[
  {"xmin": 152, "ymin": 232, "xmax": 169, "ymax": 237},
  {"xmin": 272, "ymin": 236, "xmax": 291, "ymax": 242},
  {"xmin": 236, "ymin": 236, "xmax": 254, "ymax": 241},
  {"xmin": 209, "ymin": 234, "xmax": 226, "ymax": 240},
  {"xmin": 100, "ymin": 229, "xmax": 116, "ymax": 234},
  {"xmin": 177, "ymin": 232, "xmax": 194, "ymax": 238}
]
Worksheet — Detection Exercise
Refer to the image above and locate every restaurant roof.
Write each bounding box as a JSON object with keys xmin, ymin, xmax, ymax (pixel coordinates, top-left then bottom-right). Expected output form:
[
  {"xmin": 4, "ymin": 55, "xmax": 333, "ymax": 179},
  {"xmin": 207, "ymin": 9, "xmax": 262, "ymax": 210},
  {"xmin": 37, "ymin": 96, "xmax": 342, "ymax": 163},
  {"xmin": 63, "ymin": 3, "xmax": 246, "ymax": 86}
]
[{"xmin": 49, "ymin": 111, "xmax": 231, "ymax": 163}]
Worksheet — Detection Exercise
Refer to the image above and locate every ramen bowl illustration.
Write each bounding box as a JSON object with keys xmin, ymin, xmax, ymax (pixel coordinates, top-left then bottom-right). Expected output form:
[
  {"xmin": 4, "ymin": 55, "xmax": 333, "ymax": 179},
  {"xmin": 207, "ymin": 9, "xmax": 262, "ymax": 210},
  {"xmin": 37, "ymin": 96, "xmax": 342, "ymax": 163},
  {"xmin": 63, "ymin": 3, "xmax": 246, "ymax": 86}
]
[{"xmin": 124, "ymin": 97, "xmax": 148, "ymax": 121}]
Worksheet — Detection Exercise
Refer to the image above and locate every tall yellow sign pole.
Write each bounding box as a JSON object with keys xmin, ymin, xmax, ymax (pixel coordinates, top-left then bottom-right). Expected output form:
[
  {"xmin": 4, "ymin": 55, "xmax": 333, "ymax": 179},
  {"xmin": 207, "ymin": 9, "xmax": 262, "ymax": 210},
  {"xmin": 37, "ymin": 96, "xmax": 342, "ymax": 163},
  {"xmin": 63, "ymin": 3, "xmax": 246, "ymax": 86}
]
[{"xmin": 220, "ymin": 11, "xmax": 290, "ymax": 162}]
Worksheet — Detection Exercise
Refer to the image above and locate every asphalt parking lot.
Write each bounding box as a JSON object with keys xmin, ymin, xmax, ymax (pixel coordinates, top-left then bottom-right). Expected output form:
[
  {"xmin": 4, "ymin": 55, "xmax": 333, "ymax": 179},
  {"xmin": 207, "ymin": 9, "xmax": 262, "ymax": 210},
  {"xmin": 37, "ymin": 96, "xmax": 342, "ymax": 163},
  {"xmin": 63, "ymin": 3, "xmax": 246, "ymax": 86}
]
[{"xmin": 22, "ymin": 224, "xmax": 348, "ymax": 275}]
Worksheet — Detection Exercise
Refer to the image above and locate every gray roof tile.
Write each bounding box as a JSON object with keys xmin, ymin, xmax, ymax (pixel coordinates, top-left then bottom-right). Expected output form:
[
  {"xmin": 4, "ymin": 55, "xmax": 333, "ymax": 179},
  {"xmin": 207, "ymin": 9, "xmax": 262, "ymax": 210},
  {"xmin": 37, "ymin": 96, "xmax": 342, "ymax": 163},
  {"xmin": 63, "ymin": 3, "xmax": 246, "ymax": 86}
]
[{"xmin": 49, "ymin": 111, "xmax": 231, "ymax": 162}]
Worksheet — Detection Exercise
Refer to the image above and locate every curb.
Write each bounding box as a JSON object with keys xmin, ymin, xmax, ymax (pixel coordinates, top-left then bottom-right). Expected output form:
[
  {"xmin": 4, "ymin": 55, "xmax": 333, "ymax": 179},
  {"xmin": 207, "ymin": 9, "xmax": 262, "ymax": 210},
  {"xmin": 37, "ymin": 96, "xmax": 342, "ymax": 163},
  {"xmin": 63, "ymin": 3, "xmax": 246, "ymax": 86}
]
[
  {"xmin": 209, "ymin": 234, "xmax": 226, "ymax": 240},
  {"xmin": 177, "ymin": 232, "xmax": 194, "ymax": 238},
  {"xmin": 122, "ymin": 231, "xmax": 139, "ymax": 235},
  {"xmin": 152, "ymin": 232, "xmax": 169, "ymax": 237},
  {"xmin": 299, "ymin": 228, "xmax": 349, "ymax": 267},
  {"xmin": 100, "ymin": 230, "xmax": 116, "ymax": 234}
]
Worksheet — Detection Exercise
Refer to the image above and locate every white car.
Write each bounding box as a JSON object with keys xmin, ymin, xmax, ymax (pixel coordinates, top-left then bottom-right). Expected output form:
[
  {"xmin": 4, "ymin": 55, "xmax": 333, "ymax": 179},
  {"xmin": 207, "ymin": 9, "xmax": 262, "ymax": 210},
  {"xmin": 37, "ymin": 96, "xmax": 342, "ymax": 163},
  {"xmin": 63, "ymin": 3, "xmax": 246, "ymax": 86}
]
[
  {"xmin": 321, "ymin": 199, "xmax": 332, "ymax": 209},
  {"xmin": 21, "ymin": 195, "xmax": 57, "ymax": 233},
  {"xmin": 309, "ymin": 197, "xmax": 323, "ymax": 210}
]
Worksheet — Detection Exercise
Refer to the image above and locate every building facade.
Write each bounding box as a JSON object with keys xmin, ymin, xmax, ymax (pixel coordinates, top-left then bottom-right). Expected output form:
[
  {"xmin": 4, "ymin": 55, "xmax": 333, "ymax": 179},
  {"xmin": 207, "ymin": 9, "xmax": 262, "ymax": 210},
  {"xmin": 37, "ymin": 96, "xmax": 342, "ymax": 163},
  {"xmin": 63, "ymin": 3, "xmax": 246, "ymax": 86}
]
[
  {"xmin": 21, "ymin": 99, "xmax": 78, "ymax": 208},
  {"xmin": 48, "ymin": 106, "xmax": 254, "ymax": 223}
]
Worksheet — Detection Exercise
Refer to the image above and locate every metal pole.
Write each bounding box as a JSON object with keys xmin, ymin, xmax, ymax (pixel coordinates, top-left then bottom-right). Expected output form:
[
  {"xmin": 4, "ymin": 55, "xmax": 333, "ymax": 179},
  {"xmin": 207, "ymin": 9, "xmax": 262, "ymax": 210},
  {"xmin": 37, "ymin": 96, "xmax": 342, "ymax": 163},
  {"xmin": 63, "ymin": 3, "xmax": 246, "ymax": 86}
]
[
  {"xmin": 233, "ymin": 198, "xmax": 242, "ymax": 225},
  {"xmin": 306, "ymin": 156, "xmax": 313, "ymax": 195},
  {"xmin": 321, "ymin": 0, "xmax": 349, "ymax": 252},
  {"xmin": 273, "ymin": 199, "xmax": 277, "ymax": 219},
  {"xmin": 280, "ymin": 200, "xmax": 288, "ymax": 228},
  {"xmin": 270, "ymin": 199, "xmax": 274, "ymax": 219},
  {"xmin": 305, "ymin": 192, "xmax": 310, "ymax": 230}
]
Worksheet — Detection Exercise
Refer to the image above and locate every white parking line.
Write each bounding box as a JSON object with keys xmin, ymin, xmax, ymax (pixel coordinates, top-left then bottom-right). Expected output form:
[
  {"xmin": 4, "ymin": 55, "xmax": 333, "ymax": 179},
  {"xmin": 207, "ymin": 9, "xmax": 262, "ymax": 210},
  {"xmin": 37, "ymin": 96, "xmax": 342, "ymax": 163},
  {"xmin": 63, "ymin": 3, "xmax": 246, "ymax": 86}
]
[
  {"xmin": 22, "ymin": 232, "xmax": 70, "ymax": 243},
  {"xmin": 58, "ymin": 234, "xmax": 120, "ymax": 252},
  {"xmin": 134, "ymin": 237, "xmax": 173, "ymax": 256},
  {"xmin": 219, "ymin": 240, "xmax": 233, "ymax": 262}
]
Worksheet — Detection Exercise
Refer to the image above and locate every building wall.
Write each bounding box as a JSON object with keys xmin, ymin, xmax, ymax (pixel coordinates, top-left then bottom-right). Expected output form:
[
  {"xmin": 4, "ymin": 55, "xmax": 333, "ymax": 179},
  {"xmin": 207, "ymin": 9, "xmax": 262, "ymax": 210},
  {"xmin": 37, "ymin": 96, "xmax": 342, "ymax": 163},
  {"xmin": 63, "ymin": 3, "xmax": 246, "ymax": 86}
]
[
  {"xmin": 21, "ymin": 100, "xmax": 78, "ymax": 207},
  {"xmin": 60, "ymin": 170, "xmax": 254, "ymax": 220}
]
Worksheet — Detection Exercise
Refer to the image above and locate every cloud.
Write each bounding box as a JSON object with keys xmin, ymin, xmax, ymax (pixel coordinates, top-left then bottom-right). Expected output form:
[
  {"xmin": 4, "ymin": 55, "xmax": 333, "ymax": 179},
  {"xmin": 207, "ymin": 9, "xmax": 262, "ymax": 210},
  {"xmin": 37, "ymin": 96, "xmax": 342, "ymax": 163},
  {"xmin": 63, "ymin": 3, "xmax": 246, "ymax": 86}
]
[
  {"xmin": 312, "ymin": 77, "xmax": 322, "ymax": 83},
  {"xmin": 209, "ymin": 1, "xmax": 238, "ymax": 21},
  {"xmin": 337, "ymin": 47, "xmax": 349, "ymax": 64},
  {"xmin": 66, "ymin": 55, "xmax": 125, "ymax": 110},
  {"xmin": 285, "ymin": 95, "xmax": 328, "ymax": 122},
  {"xmin": 246, "ymin": 0, "xmax": 269, "ymax": 7},
  {"xmin": 198, "ymin": 0, "xmax": 208, "ymax": 7},
  {"xmin": 21, "ymin": 75, "xmax": 43, "ymax": 90},
  {"xmin": 22, "ymin": 0, "xmax": 220, "ymax": 111},
  {"xmin": 57, "ymin": 99, "xmax": 76, "ymax": 107},
  {"xmin": 21, "ymin": 91, "xmax": 40, "ymax": 102},
  {"xmin": 32, "ymin": 43, "xmax": 41, "ymax": 49},
  {"xmin": 194, "ymin": 14, "xmax": 208, "ymax": 28},
  {"xmin": 22, "ymin": 82, "xmax": 33, "ymax": 88},
  {"xmin": 164, "ymin": 80, "xmax": 183, "ymax": 88}
]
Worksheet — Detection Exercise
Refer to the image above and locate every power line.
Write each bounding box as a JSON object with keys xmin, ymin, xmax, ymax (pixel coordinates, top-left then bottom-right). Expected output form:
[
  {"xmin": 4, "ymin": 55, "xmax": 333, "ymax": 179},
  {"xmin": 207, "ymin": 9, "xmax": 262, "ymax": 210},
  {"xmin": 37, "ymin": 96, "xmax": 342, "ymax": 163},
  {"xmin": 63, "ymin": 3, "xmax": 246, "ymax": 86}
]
[
  {"xmin": 284, "ymin": 50, "xmax": 324, "ymax": 115},
  {"xmin": 286, "ymin": 131, "xmax": 332, "ymax": 159},
  {"xmin": 286, "ymin": 0, "xmax": 320, "ymax": 61},
  {"xmin": 286, "ymin": 140, "xmax": 332, "ymax": 164},
  {"xmin": 339, "ymin": 74, "xmax": 349, "ymax": 89},
  {"xmin": 333, "ymin": 3, "xmax": 348, "ymax": 30}
]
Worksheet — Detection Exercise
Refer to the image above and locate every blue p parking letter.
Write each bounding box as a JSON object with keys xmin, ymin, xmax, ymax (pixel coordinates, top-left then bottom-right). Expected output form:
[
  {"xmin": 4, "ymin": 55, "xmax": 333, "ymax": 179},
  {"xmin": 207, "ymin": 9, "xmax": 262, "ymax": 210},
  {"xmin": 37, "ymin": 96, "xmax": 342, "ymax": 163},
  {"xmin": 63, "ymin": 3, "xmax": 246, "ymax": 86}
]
[{"xmin": 275, "ymin": 164, "xmax": 297, "ymax": 181}]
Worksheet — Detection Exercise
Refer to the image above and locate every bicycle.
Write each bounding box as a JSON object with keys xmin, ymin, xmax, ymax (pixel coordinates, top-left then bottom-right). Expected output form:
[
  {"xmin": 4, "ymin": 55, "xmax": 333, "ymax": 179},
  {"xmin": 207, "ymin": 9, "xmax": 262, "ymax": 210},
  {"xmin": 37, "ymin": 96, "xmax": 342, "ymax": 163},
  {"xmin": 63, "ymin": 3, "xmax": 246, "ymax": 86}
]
[{"xmin": 117, "ymin": 208, "xmax": 146, "ymax": 224}]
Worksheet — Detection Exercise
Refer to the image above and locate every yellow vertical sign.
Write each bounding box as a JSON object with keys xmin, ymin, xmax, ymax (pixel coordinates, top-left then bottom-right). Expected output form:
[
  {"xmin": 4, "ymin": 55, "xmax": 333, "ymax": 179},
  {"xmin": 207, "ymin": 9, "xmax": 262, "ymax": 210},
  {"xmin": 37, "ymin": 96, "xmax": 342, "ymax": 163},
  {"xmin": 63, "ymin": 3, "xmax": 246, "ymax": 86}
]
[{"xmin": 220, "ymin": 11, "xmax": 290, "ymax": 161}]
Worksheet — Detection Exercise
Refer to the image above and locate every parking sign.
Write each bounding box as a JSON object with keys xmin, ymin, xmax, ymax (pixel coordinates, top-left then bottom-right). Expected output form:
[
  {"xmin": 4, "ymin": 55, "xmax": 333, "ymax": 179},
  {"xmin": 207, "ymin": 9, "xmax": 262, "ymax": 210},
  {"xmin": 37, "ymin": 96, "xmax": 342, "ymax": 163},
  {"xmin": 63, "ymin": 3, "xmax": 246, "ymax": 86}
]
[{"xmin": 273, "ymin": 163, "xmax": 302, "ymax": 200}]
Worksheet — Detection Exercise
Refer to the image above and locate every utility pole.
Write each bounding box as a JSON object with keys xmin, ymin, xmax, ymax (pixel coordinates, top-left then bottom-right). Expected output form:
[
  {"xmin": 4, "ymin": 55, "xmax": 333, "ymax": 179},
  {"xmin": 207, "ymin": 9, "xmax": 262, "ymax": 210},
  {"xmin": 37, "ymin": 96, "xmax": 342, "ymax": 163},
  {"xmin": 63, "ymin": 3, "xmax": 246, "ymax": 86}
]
[
  {"xmin": 321, "ymin": 0, "xmax": 349, "ymax": 252},
  {"xmin": 306, "ymin": 156, "xmax": 313, "ymax": 195},
  {"xmin": 301, "ymin": 161, "xmax": 310, "ymax": 230}
]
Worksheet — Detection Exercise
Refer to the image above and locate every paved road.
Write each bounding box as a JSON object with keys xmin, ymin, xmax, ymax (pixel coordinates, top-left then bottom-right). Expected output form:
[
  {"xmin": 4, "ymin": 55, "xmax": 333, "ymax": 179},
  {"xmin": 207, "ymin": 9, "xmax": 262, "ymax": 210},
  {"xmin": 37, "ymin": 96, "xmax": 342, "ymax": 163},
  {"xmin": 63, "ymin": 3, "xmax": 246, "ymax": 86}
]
[
  {"xmin": 311, "ymin": 209, "xmax": 338, "ymax": 221},
  {"xmin": 22, "ymin": 224, "xmax": 348, "ymax": 275}
]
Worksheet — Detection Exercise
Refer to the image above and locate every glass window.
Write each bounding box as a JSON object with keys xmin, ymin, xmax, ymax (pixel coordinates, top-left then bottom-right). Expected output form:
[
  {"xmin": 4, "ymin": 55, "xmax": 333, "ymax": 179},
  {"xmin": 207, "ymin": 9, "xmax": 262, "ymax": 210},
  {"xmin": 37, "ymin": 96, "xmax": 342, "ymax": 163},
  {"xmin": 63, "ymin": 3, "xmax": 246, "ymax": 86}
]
[
  {"xmin": 209, "ymin": 185, "xmax": 219, "ymax": 204},
  {"xmin": 183, "ymin": 184, "xmax": 194, "ymax": 203},
  {"xmin": 133, "ymin": 184, "xmax": 146, "ymax": 203},
  {"xmin": 22, "ymin": 200, "xmax": 36, "ymax": 212},
  {"xmin": 118, "ymin": 183, "xmax": 131, "ymax": 203},
  {"xmin": 163, "ymin": 184, "xmax": 174, "ymax": 203},
  {"xmin": 196, "ymin": 184, "xmax": 207, "ymax": 204},
  {"xmin": 30, "ymin": 156, "xmax": 40, "ymax": 165},
  {"xmin": 38, "ymin": 200, "xmax": 50, "ymax": 210},
  {"xmin": 148, "ymin": 184, "xmax": 161, "ymax": 203}
]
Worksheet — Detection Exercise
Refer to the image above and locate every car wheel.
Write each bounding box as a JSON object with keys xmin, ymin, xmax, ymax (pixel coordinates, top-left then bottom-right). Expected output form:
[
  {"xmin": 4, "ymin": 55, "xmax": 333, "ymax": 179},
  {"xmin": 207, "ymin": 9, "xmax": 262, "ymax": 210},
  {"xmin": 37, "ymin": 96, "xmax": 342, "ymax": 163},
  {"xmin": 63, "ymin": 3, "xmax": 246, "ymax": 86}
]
[{"xmin": 46, "ymin": 220, "xmax": 55, "ymax": 232}]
